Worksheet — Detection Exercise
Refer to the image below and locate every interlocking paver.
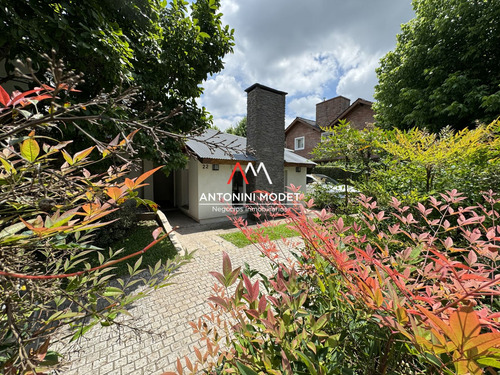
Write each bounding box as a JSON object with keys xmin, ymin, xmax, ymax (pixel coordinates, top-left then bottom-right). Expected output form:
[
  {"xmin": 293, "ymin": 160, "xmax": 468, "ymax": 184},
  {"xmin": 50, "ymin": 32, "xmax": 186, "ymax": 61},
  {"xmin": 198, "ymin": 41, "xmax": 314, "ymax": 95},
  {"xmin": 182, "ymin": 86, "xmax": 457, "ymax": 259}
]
[{"xmin": 52, "ymin": 214, "xmax": 299, "ymax": 374}]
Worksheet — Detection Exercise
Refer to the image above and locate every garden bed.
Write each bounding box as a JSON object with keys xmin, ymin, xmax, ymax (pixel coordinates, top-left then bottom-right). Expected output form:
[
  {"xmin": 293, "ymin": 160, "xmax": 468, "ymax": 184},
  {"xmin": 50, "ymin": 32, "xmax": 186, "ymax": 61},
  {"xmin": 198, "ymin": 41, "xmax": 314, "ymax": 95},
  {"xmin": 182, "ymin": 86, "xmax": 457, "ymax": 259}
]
[{"xmin": 104, "ymin": 220, "xmax": 177, "ymax": 277}]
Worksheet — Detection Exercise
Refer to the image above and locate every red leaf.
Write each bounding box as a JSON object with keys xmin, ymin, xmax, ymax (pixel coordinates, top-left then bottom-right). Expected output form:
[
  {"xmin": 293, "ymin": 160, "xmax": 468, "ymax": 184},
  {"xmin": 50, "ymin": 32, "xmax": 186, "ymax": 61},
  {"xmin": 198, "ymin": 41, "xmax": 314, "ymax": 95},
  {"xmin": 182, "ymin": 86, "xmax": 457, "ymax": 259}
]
[
  {"xmin": 0, "ymin": 85, "xmax": 10, "ymax": 106},
  {"xmin": 209, "ymin": 271, "xmax": 226, "ymax": 286},
  {"xmin": 9, "ymin": 88, "xmax": 45, "ymax": 106},
  {"xmin": 208, "ymin": 296, "xmax": 227, "ymax": 309},
  {"xmin": 449, "ymin": 306, "xmax": 481, "ymax": 348},
  {"xmin": 106, "ymin": 186, "xmax": 123, "ymax": 201},
  {"xmin": 152, "ymin": 227, "xmax": 164, "ymax": 240},
  {"xmin": 176, "ymin": 358, "xmax": 183, "ymax": 375},
  {"xmin": 124, "ymin": 178, "xmax": 135, "ymax": 190},
  {"xmin": 222, "ymin": 251, "xmax": 232, "ymax": 277},
  {"xmin": 258, "ymin": 295, "xmax": 267, "ymax": 314},
  {"xmin": 135, "ymin": 166, "xmax": 163, "ymax": 185},
  {"xmin": 35, "ymin": 338, "xmax": 50, "ymax": 361}
]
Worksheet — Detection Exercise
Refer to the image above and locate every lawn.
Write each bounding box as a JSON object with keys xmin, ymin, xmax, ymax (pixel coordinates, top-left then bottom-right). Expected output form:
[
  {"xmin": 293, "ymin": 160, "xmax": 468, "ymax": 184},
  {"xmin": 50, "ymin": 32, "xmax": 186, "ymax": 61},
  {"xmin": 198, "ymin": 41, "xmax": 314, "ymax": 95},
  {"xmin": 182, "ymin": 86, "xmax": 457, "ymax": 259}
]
[
  {"xmin": 220, "ymin": 223, "xmax": 299, "ymax": 248},
  {"xmin": 105, "ymin": 220, "xmax": 177, "ymax": 276}
]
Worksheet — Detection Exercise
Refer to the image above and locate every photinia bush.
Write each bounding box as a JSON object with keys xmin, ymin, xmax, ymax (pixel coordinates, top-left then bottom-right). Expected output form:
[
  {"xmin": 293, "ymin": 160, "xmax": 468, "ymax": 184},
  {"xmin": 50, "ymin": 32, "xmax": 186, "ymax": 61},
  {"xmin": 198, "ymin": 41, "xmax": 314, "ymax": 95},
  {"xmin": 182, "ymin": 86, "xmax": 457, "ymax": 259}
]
[
  {"xmin": 165, "ymin": 187, "xmax": 500, "ymax": 375},
  {"xmin": 0, "ymin": 59, "xmax": 191, "ymax": 374}
]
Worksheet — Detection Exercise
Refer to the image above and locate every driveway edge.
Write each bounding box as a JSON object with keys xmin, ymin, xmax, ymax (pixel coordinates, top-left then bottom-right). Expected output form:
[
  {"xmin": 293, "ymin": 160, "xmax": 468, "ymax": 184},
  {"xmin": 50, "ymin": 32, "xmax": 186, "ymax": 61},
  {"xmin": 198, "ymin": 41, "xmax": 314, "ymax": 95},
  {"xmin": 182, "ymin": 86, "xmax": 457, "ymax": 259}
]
[{"xmin": 156, "ymin": 210, "xmax": 186, "ymax": 254}]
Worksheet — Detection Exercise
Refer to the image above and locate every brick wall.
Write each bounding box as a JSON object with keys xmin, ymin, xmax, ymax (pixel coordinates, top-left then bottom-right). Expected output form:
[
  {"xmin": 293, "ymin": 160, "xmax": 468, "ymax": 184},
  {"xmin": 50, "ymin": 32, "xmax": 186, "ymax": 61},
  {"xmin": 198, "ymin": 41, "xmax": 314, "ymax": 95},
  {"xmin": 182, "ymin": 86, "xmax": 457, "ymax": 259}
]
[
  {"xmin": 343, "ymin": 103, "xmax": 375, "ymax": 130},
  {"xmin": 285, "ymin": 121, "xmax": 321, "ymax": 159},
  {"xmin": 316, "ymin": 96, "xmax": 350, "ymax": 128}
]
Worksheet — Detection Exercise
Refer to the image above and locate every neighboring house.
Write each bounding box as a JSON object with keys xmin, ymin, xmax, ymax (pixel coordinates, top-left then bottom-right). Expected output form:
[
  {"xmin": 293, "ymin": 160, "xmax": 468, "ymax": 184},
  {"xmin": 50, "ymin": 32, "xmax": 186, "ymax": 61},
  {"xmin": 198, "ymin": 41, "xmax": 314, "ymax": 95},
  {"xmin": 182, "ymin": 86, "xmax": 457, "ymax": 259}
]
[
  {"xmin": 140, "ymin": 83, "xmax": 315, "ymax": 223},
  {"xmin": 285, "ymin": 96, "xmax": 375, "ymax": 159},
  {"xmin": 284, "ymin": 117, "xmax": 322, "ymax": 159}
]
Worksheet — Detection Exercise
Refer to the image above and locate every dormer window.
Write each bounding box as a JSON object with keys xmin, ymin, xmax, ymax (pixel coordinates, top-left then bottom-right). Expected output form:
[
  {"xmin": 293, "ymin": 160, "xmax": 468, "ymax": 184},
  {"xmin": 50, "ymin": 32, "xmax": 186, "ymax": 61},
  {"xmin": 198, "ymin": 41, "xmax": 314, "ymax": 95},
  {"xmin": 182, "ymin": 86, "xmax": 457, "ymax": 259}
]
[{"xmin": 294, "ymin": 136, "xmax": 305, "ymax": 150}]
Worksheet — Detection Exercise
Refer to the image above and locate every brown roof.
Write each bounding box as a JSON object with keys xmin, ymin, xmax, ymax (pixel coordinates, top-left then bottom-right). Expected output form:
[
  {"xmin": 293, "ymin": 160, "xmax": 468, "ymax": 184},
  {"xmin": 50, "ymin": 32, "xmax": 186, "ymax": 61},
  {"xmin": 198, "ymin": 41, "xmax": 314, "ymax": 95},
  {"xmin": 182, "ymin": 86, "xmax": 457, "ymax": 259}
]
[{"xmin": 285, "ymin": 117, "xmax": 321, "ymax": 134}]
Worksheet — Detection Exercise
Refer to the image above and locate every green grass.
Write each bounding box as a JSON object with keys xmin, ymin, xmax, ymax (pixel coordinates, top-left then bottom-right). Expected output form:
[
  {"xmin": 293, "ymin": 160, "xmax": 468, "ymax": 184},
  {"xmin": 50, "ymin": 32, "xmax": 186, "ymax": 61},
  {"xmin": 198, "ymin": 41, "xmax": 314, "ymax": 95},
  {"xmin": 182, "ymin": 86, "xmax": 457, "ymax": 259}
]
[
  {"xmin": 220, "ymin": 223, "xmax": 299, "ymax": 248},
  {"xmin": 106, "ymin": 220, "xmax": 177, "ymax": 276}
]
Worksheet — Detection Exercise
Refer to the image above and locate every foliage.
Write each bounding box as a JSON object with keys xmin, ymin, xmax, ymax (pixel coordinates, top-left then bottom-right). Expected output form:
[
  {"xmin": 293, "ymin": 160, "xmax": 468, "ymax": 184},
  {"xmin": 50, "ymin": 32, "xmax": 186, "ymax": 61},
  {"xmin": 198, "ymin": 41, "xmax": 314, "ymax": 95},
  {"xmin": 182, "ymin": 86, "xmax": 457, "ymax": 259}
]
[
  {"xmin": 359, "ymin": 122, "xmax": 500, "ymax": 207},
  {"xmin": 105, "ymin": 221, "xmax": 178, "ymax": 276},
  {"xmin": 310, "ymin": 165, "xmax": 361, "ymax": 182},
  {"xmin": 377, "ymin": 124, "xmax": 499, "ymax": 193},
  {"xmin": 0, "ymin": 0, "xmax": 235, "ymax": 170},
  {"xmin": 93, "ymin": 199, "xmax": 140, "ymax": 249},
  {"xmin": 314, "ymin": 121, "xmax": 500, "ymax": 209},
  {"xmin": 374, "ymin": 0, "xmax": 500, "ymax": 131},
  {"xmin": 311, "ymin": 120, "xmax": 384, "ymax": 211},
  {"xmin": 304, "ymin": 183, "xmax": 347, "ymax": 213},
  {"xmin": 0, "ymin": 66, "xmax": 190, "ymax": 374},
  {"xmin": 312, "ymin": 120, "xmax": 385, "ymax": 181},
  {"xmin": 220, "ymin": 223, "xmax": 298, "ymax": 248},
  {"xmin": 226, "ymin": 117, "xmax": 247, "ymax": 137},
  {"xmin": 166, "ymin": 189, "xmax": 500, "ymax": 375}
]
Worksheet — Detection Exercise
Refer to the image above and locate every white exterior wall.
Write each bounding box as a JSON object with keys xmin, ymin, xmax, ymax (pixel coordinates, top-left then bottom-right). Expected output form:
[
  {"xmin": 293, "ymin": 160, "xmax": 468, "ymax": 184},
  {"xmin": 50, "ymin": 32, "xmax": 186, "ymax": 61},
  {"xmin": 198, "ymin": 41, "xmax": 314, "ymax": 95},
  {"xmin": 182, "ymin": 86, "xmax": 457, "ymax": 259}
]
[
  {"xmin": 284, "ymin": 166, "xmax": 307, "ymax": 193},
  {"xmin": 181, "ymin": 158, "xmax": 244, "ymax": 223},
  {"xmin": 197, "ymin": 162, "xmax": 235, "ymax": 221},
  {"xmin": 186, "ymin": 157, "xmax": 199, "ymax": 220}
]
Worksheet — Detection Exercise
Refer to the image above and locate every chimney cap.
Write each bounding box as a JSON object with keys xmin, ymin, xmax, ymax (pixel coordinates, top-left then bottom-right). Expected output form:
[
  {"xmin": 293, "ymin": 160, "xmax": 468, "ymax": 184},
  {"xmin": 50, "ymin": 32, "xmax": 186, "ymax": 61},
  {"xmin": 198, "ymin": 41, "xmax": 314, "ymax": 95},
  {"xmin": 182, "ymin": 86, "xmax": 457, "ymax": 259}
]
[{"xmin": 245, "ymin": 83, "xmax": 287, "ymax": 96}]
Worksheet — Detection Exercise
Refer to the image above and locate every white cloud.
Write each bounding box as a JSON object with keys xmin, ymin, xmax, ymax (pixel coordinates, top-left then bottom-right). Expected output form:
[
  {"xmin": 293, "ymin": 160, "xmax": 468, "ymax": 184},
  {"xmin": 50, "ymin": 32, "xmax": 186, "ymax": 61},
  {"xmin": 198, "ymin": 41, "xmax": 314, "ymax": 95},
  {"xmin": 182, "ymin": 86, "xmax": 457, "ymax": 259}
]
[
  {"xmin": 200, "ymin": 0, "xmax": 414, "ymax": 131},
  {"xmin": 336, "ymin": 55, "xmax": 381, "ymax": 101},
  {"xmin": 199, "ymin": 75, "xmax": 246, "ymax": 120},
  {"xmin": 288, "ymin": 95, "xmax": 322, "ymax": 120}
]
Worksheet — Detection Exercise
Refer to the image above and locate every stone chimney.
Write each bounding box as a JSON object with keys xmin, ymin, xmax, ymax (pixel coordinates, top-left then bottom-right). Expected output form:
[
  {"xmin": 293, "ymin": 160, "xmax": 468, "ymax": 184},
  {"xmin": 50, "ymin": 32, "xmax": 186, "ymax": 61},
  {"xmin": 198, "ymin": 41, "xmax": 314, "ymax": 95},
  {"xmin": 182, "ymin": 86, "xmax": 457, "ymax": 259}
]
[
  {"xmin": 316, "ymin": 96, "xmax": 350, "ymax": 128},
  {"xmin": 245, "ymin": 83, "xmax": 287, "ymax": 195}
]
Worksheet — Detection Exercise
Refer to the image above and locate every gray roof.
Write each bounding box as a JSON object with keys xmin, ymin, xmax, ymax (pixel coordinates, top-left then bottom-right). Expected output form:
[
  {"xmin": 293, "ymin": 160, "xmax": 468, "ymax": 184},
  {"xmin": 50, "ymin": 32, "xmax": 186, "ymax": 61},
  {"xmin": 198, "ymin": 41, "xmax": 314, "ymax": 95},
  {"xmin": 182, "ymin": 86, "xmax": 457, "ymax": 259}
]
[
  {"xmin": 185, "ymin": 128, "xmax": 315, "ymax": 166},
  {"xmin": 297, "ymin": 117, "xmax": 319, "ymax": 129}
]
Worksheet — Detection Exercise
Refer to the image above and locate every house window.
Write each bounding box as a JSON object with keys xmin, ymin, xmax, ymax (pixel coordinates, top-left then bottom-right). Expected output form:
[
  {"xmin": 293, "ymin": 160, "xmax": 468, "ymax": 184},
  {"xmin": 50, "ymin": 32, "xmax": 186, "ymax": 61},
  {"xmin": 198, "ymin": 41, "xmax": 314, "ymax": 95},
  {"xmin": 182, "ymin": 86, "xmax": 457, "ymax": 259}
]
[
  {"xmin": 294, "ymin": 136, "xmax": 305, "ymax": 150},
  {"xmin": 320, "ymin": 131, "xmax": 331, "ymax": 142},
  {"xmin": 212, "ymin": 164, "xmax": 219, "ymax": 171},
  {"xmin": 296, "ymin": 167, "xmax": 301, "ymax": 172}
]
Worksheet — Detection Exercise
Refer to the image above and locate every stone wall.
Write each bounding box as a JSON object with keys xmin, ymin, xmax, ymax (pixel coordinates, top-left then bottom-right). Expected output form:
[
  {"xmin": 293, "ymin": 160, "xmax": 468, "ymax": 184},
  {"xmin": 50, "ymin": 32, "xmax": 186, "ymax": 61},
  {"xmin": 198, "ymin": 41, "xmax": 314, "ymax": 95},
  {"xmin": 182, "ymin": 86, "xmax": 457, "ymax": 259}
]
[{"xmin": 245, "ymin": 83, "xmax": 287, "ymax": 195}]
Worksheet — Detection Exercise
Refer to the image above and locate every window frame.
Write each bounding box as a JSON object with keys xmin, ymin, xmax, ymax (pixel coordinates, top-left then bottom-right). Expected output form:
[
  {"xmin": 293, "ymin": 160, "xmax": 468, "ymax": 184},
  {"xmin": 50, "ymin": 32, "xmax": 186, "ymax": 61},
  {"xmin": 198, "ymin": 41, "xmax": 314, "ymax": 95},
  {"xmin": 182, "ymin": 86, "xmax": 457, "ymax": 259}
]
[{"xmin": 294, "ymin": 136, "xmax": 305, "ymax": 150}]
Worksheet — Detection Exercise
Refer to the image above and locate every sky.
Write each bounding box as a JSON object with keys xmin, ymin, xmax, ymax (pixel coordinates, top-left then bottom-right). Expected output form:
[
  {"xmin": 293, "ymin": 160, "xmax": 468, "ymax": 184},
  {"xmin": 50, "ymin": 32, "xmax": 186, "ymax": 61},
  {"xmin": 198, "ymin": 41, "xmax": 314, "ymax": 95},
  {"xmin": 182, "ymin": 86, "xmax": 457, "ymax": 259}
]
[{"xmin": 197, "ymin": 0, "xmax": 415, "ymax": 131}]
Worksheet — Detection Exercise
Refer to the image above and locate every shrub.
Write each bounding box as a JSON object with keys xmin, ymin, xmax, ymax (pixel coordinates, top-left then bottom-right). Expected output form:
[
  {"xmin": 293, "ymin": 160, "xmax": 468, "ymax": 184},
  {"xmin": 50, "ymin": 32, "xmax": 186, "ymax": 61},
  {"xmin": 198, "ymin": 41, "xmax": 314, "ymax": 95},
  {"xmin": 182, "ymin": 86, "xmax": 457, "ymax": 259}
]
[
  {"xmin": 0, "ymin": 60, "xmax": 190, "ymax": 374},
  {"xmin": 94, "ymin": 198, "xmax": 139, "ymax": 249},
  {"xmin": 310, "ymin": 165, "xmax": 361, "ymax": 182},
  {"xmin": 166, "ymin": 188, "xmax": 500, "ymax": 375},
  {"xmin": 359, "ymin": 123, "xmax": 500, "ymax": 208}
]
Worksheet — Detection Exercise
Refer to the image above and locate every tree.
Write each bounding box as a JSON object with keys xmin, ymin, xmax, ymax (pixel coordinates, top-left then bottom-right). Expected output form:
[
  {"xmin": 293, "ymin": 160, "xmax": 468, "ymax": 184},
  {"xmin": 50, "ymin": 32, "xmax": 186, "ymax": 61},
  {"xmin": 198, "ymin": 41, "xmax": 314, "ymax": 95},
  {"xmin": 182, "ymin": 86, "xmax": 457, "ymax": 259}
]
[
  {"xmin": 226, "ymin": 117, "xmax": 246, "ymax": 137},
  {"xmin": 378, "ymin": 125, "xmax": 496, "ymax": 193},
  {"xmin": 374, "ymin": 0, "xmax": 500, "ymax": 132},
  {"xmin": 312, "ymin": 120, "xmax": 384, "ymax": 179},
  {"xmin": 0, "ymin": 0, "xmax": 234, "ymax": 171}
]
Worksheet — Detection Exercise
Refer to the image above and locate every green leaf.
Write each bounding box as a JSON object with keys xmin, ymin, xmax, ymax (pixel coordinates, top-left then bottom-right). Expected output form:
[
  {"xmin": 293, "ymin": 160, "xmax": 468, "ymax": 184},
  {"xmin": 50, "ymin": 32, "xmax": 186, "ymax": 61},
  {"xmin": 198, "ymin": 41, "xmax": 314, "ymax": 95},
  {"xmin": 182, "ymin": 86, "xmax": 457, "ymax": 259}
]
[
  {"xmin": 476, "ymin": 357, "xmax": 500, "ymax": 368},
  {"xmin": 235, "ymin": 361, "xmax": 260, "ymax": 375},
  {"xmin": 103, "ymin": 287, "xmax": 123, "ymax": 297},
  {"xmin": 20, "ymin": 138, "xmax": 40, "ymax": 162},
  {"xmin": 46, "ymin": 311, "xmax": 83, "ymax": 323},
  {"xmin": 295, "ymin": 351, "xmax": 318, "ymax": 375},
  {"xmin": 133, "ymin": 256, "xmax": 142, "ymax": 272},
  {"xmin": 0, "ymin": 157, "xmax": 16, "ymax": 174}
]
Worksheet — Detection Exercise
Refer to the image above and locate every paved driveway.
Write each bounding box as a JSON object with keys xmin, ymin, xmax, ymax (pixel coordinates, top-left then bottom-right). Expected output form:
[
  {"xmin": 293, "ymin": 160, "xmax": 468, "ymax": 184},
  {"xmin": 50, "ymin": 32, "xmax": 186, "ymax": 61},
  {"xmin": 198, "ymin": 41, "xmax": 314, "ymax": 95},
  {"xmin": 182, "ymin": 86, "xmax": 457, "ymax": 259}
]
[{"xmin": 53, "ymin": 213, "xmax": 296, "ymax": 374}]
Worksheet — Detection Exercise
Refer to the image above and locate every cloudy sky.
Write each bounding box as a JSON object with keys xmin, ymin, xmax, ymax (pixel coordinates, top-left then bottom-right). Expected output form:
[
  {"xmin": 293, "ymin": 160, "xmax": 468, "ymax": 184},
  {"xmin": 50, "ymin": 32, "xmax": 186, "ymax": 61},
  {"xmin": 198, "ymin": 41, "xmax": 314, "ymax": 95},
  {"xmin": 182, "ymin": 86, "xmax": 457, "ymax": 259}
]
[{"xmin": 197, "ymin": 0, "xmax": 415, "ymax": 130}]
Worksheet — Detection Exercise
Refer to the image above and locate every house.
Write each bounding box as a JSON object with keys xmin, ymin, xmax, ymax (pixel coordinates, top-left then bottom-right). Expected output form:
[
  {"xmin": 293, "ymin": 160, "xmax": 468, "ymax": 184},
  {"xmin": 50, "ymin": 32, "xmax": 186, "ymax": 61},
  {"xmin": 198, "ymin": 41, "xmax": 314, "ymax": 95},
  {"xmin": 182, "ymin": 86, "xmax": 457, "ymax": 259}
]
[
  {"xmin": 285, "ymin": 96, "xmax": 375, "ymax": 159},
  {"xmin": 140, "ymin": 84, "xmax": 315, "ymax": 223}
]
